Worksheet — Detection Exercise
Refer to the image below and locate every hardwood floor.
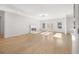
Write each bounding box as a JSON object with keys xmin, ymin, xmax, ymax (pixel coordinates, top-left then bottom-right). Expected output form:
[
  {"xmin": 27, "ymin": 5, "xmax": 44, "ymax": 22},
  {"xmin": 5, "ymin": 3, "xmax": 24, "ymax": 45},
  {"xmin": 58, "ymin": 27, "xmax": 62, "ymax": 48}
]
[
  {"xmin": 0, "ymin": 32, "xmax": 72, "ymax": 54},
  {"xmin": 0, "ymin": 34, "xmax": 3, "ymax": 38}
]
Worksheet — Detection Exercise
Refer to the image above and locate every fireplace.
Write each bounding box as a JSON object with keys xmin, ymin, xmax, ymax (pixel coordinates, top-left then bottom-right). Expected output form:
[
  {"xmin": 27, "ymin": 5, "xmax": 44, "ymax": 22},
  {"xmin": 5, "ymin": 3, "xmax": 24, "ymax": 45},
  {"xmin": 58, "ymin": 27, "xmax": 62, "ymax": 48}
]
[{"xmin": 31, "ymin": 28, "xmax": 36, "ymax": 32}]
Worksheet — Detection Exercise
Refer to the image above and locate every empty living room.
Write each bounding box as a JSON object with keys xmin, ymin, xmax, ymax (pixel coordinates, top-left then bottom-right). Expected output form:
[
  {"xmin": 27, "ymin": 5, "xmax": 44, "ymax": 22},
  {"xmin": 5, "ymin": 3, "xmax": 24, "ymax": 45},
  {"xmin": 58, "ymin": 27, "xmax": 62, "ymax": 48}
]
[{"xmin": 0, "ymin": 4, "xmax": 79, "ymax": 54}]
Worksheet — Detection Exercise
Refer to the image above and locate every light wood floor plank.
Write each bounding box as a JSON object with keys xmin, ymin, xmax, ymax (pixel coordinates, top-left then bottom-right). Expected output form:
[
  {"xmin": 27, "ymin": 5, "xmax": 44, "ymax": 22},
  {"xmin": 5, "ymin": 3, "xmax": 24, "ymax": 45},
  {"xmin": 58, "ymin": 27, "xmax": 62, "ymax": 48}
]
[{"xmin": 0, "ymin": 32, "xmax": 72, "ymax": 54}]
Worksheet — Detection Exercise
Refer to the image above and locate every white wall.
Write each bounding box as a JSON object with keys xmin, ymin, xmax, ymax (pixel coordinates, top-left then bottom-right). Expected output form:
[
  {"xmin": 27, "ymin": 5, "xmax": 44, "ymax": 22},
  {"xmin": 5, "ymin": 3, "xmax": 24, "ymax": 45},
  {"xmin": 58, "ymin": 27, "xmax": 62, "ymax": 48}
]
[
  {"xmin": 40, "ymin": 15, "xmax": 74, "ymax": 33},
  {"xmin": 40, "ymin": 17, "xmax": 66, "ymax": 33},
  {"xmin": 66, "ymin": 15, "xmax": 74, "ymax": 33},
  {"xmin": 4, "ymin": 11, "xmax": 30, "ymax": 38}
]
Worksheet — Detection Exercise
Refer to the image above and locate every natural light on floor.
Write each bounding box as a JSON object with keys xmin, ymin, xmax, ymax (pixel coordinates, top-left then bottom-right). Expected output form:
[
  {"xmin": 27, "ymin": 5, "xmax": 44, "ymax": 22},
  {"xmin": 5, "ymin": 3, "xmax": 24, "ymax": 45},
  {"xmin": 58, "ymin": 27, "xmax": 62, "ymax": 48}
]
[
  {"xmin": 41, "ymin": 32, "xmax": 51, "ymax": 35},
  {"xmin": 53, "ymin": 33, "xmax": 62, "ymax": 38}
]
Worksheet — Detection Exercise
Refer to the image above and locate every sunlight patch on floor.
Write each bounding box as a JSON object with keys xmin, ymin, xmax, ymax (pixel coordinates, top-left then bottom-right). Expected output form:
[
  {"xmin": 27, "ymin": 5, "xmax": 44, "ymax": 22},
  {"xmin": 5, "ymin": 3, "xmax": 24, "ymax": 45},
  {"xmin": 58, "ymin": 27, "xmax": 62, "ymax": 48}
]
[
  {"xmin": 53, "ymin": 33, "xmax": 62, "ymax": 38},
  {"xmin": 40, "ymin": 32, "xmax": 52, "ymax": 35}
]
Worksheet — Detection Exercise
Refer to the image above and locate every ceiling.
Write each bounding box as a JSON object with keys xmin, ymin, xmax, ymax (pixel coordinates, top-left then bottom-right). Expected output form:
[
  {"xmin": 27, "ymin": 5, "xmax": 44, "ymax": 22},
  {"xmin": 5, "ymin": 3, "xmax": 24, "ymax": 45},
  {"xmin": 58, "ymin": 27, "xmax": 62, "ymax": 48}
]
[{"xmin": 6, "ymin": 4, "xmax": 73, "ymax": 19}]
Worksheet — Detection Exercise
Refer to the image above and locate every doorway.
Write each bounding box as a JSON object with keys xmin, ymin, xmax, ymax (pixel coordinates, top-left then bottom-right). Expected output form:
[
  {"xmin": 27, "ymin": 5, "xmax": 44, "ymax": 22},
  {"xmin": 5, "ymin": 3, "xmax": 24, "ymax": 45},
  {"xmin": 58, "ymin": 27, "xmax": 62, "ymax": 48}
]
[
  {"xmin": 0, "ymin": 16, "xmax": 2, "ymax": 38},
  {"xmin": 0, "ymin": 16, "xmax": 3, "ymax": 38}
]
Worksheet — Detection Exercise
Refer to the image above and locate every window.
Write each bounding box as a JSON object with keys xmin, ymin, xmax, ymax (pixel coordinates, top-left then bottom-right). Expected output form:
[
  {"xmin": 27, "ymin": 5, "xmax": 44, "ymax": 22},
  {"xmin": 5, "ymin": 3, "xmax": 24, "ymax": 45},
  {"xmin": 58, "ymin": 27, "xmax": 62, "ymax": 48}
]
[{"xmin": 58, "ymin": 22, "xmax": 62, "ymax": 29}]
